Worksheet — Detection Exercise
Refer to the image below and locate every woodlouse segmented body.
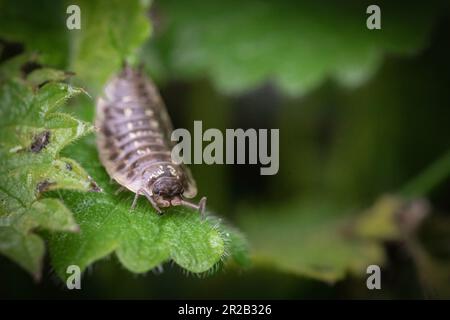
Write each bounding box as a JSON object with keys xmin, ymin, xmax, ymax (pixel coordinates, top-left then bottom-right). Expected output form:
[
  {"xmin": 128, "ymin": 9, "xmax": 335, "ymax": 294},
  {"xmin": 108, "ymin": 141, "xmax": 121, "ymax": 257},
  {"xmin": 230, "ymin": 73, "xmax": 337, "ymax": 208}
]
[{"xmin": 95, "ymin": 65, "xmax": 206, "ymax": 214}]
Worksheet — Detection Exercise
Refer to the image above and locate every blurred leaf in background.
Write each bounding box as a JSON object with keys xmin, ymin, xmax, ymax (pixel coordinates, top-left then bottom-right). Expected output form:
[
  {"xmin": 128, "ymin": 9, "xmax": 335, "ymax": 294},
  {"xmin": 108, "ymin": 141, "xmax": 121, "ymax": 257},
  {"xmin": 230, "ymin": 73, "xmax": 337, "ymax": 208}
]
[
  {"xmin": 239, "ymin": 201, "xmax": 385, "ymax": 283},
  {"xmin": 143, "ymin": 0, "xmax": 442, "ymax": 95},
  {"xmin": 274, "ymin": 23, "xmax": 450, "ymax": 206},
  {"xmin": 0, "ymin": 0, "xmax": 69, "ymax": 67}
]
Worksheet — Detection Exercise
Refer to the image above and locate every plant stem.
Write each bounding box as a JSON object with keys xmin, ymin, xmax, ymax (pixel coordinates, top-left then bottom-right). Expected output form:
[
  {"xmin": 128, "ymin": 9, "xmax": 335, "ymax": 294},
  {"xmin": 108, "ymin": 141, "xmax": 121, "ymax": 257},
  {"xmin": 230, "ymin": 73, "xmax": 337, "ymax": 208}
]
[{"xmin": 401, "ymin": 149, "xmax": 450, "ymax": 198}]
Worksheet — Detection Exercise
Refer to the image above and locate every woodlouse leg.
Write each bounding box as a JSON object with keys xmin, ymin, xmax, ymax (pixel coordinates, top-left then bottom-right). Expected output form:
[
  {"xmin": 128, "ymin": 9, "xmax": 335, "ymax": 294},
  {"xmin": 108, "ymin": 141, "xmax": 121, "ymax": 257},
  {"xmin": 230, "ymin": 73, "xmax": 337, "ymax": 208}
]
[
  {"xmin": 131, "ymin": 192, "xmax": 140, "ymax": 210},
  {"xmin": 114, "ymin": 186, "xmax": 126, "ymax": 195},
  {"xmin": 141, "ymin": 188, "xmax": 162, "ymax": 214},
  {"xmin": 198, "ymin": 197, "xmax": 207, "ymax": 217}
]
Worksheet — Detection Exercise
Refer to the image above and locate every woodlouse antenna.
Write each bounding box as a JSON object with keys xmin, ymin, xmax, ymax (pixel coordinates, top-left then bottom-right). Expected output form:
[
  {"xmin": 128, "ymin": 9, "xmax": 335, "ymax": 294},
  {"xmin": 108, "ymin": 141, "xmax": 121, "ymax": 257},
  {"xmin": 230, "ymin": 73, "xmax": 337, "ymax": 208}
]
[{"xmin": 176, "ymin": 197, "xmax": 207, "ymax": 217}]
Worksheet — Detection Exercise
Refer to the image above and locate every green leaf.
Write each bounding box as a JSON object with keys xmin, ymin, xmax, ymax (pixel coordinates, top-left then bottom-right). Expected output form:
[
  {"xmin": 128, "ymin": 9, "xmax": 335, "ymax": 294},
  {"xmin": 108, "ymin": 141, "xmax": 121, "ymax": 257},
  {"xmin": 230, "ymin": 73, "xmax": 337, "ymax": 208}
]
[
  {"xmin": 0, "ymin": 56, "xmax": 96, "ymax": 279},
  {"xmin": 0, "ymin": 0, "xmax": 151, "ymax": 93},
  {"xmin": 0, "ymin": 0, "xmax": 69, "ymax": 67},
  {"xmin": 401, "ymin": 149, "xmax": 450, "ymax": 199},
  {"xmin": 143, "ymin": 0, "xmax": 441, "ymax": 95},
  {"xmin": 68, "ymin": 0, "xmax": 151, "ymax": 93},
  {"xmin": 239, "ymin": 201, "xmax": 387, "ymax": 283},
  {"xmin": 48, "ymin": 135, "xmax": 248, "ymax": 279}
]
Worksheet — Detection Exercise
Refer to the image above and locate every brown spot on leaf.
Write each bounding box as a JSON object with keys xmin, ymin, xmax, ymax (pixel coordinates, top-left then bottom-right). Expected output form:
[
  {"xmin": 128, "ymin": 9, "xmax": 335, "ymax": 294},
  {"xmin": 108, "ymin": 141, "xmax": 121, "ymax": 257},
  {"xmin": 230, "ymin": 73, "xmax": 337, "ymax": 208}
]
[
  {"xmin": 36, "ymin": 180, "xmax": 56, "ymax": 194},
  {"xmin": 21, "ymin": 61, "xmax": 42, "ymax": 77},
  {"xmin": 88, "ymin": 177, "xmax": 102, "ymax": 192},
  {"xmin": 65, "ymin": 162, "xmax": 73, "ymax": 171},
  {"xmin": 30, "ymin": 131, "xmax": 50, "ymax": 153},
  {"xmin": 36, "ymin": 71, "xmax": 76, "ymax": 88}
]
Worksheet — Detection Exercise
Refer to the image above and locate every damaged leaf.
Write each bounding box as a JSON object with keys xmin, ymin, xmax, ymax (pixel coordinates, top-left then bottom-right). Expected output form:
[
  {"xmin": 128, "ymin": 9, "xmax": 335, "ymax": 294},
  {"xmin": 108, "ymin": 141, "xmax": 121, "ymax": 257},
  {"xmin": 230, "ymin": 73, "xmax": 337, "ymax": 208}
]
[
  {"xmin": 0, "ymin": 55, "xmax": 96, "ymax": 279},
  {"xmin": 0, "ymin": 0, "xmax": 152, "ymax": 94},
  {"xmin": 239, "ymin": 201, "xmax": 386, "ymax": 283}
]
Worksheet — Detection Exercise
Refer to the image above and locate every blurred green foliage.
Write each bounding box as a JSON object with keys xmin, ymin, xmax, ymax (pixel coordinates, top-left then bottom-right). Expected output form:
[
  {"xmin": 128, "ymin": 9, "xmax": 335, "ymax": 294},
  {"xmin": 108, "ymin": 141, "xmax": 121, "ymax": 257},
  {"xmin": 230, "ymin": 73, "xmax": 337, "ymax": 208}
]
[
  {"xmin": 143, "ymin": 0, "xmax": 442, "ymax": 95},
  {"xmin": 1, "ymin": 0, "xmax": 450, "ymax": 298},
  {"xmin": 0, "ymin": 0, "xmax": 151, "ymax": 93},
  {"xmin": 240, "ymin": 201, "xmax": 386, "ymax": 283}
]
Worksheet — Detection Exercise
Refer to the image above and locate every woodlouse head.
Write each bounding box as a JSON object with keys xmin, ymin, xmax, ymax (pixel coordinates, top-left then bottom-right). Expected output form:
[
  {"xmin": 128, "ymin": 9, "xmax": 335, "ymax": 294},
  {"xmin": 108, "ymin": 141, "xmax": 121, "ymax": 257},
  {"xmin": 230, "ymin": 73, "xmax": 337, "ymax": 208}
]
[{"xmin": 151, "ymin": 177, "xmax": 184, "ymax": 199}]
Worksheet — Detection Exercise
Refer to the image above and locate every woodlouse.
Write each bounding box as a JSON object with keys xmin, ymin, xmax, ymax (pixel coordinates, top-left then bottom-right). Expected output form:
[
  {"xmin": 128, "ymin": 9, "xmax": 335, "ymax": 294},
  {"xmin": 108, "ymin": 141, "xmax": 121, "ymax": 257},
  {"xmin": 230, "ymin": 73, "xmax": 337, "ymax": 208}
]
[{"xmin": 95, "ymin": 65, "xmax": 206, "ymax": 215}]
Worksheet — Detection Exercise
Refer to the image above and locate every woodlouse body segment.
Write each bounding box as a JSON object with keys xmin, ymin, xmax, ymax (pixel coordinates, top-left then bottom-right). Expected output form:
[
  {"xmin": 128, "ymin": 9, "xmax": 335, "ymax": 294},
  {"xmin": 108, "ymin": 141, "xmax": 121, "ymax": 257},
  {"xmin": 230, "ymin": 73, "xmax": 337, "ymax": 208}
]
[{"xmin": 95, "ymin": 65, "xmax": 205, "ymax": 215}]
